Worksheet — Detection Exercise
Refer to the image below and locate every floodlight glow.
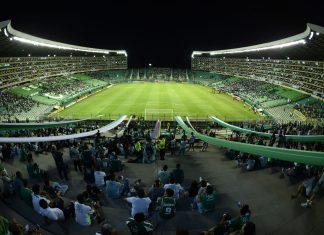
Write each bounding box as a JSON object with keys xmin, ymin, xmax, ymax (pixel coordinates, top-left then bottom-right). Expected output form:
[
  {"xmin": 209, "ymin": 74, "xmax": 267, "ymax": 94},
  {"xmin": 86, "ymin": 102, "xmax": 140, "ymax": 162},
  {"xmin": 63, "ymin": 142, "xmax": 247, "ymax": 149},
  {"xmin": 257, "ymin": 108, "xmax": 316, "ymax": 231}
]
[
  {"xmin": 12, "ymin": 36, "xmax": 127, "ymax": 56},
  {"xmin": 316, "ymin": 32, "xmax": 320, "ymax": 35},
  {"xmin": 4, "ymin": 28, "xmax": 8, "ymax": 37},
  {"xmin": 208, "ymin": 40, "xmax": 306, "ymax": 55},
  {"xmin": 309, "ymin": 32, "xmax": 314, "ymax": 40}
]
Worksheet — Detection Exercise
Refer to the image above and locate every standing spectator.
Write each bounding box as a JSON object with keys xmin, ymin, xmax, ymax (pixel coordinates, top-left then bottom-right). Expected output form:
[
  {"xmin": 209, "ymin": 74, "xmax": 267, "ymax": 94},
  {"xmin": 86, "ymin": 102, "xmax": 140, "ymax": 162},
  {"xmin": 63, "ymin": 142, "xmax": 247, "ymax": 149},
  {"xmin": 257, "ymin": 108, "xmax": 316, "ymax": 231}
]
[
  {"xmin": 170, "ymin": 136, "xmax": 177, "ymax": 156},
  {"xmin": 157, "ymin": 136, "xmax": 166, "ymax": 160},
  {"xmin": 126, "ymin": 189, "xmax": 151, "ymax": 218},
  {"xmin": 70, "ymin": 143, "xmax": 82, "ymax": 172},
  {"xmin": 188, "ymin": 132, "xmax": 195, "ymax": 151},
  {"xmin": 171, "ymin": 164, "xmax": 184, "ymax": 185},
  {"xmin": 51, "ymin": 145, "xmax": 69, "ymax": 181},
  {"xmin": 158, "ymin": 165, "xmax": 170, "ymax": 185},
  {"xmin": 178, "ymin": 137, "xmax": 187, "ymax": 156},
  {"xmin": 14, "ymin": 171, "xmax": 24, "ymax": 198}
]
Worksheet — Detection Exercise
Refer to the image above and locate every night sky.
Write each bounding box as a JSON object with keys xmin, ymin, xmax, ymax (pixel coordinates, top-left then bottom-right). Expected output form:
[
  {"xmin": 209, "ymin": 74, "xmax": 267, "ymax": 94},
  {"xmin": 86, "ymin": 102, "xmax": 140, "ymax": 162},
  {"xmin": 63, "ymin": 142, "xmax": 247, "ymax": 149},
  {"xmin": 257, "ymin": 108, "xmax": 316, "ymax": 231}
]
[{"xmin": 1, "ymin": 0, "xmax": 323, "ymax": 68}]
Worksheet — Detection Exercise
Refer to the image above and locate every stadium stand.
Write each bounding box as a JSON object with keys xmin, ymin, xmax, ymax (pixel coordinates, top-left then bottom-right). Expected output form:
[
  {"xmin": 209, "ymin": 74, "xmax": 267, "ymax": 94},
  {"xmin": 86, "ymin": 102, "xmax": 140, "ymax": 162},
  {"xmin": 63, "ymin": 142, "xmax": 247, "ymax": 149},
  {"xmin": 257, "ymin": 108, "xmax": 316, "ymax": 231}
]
[{"xmin": 192, "ymin": 23, "xmax": 324, "ymax": 123}]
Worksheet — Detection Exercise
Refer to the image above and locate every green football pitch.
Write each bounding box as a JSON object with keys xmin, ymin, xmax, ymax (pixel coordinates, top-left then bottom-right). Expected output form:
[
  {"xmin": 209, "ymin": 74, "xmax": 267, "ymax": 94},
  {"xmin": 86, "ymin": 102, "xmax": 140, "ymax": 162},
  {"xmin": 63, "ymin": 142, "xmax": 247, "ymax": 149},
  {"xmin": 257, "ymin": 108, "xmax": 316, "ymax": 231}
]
[{"xmin": 58, "ymin": 82, "xmax": 262, "ymax": 121}]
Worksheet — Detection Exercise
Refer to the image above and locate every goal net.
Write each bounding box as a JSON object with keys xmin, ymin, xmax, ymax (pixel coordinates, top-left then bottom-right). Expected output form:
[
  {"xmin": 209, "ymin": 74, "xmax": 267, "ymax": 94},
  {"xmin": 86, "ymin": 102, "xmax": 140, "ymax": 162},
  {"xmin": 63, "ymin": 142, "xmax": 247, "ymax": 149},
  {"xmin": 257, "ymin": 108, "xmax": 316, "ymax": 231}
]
[{"xmin": 144, "ymin": 109, "xmax": 174, "ymax": 121}]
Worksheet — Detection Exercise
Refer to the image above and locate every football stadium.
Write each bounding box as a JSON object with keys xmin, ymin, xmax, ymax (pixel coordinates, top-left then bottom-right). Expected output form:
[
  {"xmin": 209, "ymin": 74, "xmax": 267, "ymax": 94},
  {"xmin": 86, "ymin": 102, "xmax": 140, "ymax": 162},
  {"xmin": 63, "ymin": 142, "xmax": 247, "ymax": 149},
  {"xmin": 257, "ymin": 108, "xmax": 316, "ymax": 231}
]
[{"xmin": 0, "ymin": 17, "xmax": 324, "ymax": 235}]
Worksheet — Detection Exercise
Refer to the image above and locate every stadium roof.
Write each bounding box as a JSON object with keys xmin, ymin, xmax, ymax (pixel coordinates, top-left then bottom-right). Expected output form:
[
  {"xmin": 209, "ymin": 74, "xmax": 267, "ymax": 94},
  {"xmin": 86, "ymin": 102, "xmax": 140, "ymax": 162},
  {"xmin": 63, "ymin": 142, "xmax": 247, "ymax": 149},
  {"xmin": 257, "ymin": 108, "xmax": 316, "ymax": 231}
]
[
  {"xmin": 0, "ymin": 20, "xmax": 127, "ymax": 57},
  {"xmin": 192, "ymin": 23, "xmax": 324, "ymax": 60}
]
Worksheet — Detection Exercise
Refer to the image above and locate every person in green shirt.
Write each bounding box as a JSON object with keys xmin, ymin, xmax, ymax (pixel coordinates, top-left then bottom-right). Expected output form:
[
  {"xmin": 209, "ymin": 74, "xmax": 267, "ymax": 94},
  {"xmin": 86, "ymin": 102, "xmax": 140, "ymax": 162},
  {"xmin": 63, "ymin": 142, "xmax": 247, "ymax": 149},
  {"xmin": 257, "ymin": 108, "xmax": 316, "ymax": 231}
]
[
  {"xmin": 157, "ymin": 188, "xmax": 176, "ymax": 219},
  {"xmin": 126, "ymin": 212, "xmax": 154, "ymax": 235},
  {"xmin": 20, "ymin": 179, "xmax": 33, "ymax": 207},
  {"xmin": 227, "ymin": 204, "xmax": 251, "ymax": 232},
  {"xmin": 198, "ymin": 185, "xmax": 216, "ymax": 213},
  {"xmin": 0, "ymin": 216, "xmax": 9, "ymax": 235}
]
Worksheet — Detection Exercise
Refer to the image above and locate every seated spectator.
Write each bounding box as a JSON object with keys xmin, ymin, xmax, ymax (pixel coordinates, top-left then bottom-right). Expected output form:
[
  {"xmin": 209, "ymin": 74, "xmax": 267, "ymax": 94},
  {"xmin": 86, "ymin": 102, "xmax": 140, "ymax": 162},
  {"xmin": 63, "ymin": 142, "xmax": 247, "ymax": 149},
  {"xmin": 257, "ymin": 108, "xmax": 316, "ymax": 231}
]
[
  {"xmin": 238, "ymin": 221, "xmax": 256, "ymax": 235},
  {"xmin": 291, "ymin": 173, "xmax": 316, "ymax": 199},
  {"xmin": 0, "ymin": 216, "xmax": 9, "ymax": 235},
  {"xmin": 186, "ymin": 180, "xmax": 199, "ymax": 200},
  {"xmin": 106, "ymin": 175, "xmax": 123, "ymax": 199},
  {"xmin": 74, "ymin": 193, "xmax": 95, "ymax": 226},
  {"xmin": 126, "ymin": 212, "xmax": 154, "ymax": 235},
  {"xmin": 39, "ymin": 199, "xmax": 65, "ymax": 222},
  {"xmin": 94, "ymin": 166, "xmax": 106, "ymax": 187},
  {"xmin": 158, "ymin": 165, "xmax": 170, "ymax": 185},
  {"xmin": 227, "ymin": 204, "xmax": 252, "ymax": 232},
  {"xmin": 148, "ymin": 180, "xmax": 165, "ymax": 202},
  {"xmin": 126, "ymin": 188, "xmax": 151, "ymax": 218},
  {"xmin": 43, "ymin": 178, "xmax": 68, "ymax": 199},
  {"xmin": 301, "ymin": 171, "xmax": 324, "ymax": 207},
  {"xmin": 26, "ymin": 160, "xmax": 44, "ymax": 179},
  {"xmin": 86, "ymin": 184, "xmax": 102, "ymax": 203},
  {"xmin": 164, "ymin": 177, "xmax": 184, "ymax": 200},
  {"xmin": 157, "ymin": 188, "xmax": 176, "ymax": 219},
  {"xmin": 32, "ymin": 184, "xmax": 51, "ymax": 215},
  {"xmin": 170, "ymin": 164, "xmax": 184, "ymax": 185},
  {"xmin": 197, "ymin": 185, "xmax": 216, "ymax": 213},
  {"xmin": 95, "ymin": 223, "xmax": 118, "ymax": 235}
]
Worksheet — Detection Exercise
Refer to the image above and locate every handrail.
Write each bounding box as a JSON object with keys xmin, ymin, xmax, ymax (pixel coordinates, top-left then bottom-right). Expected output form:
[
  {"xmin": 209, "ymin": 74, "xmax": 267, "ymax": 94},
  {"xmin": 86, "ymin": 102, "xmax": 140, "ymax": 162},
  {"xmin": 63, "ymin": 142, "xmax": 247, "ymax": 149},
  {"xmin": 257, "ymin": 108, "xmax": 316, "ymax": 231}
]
[
  {"xmin": 0, "ymin": 115, "xmax": 127, "ymax": 143},
  {"xmin": 210, "ymin": 116, "xmax": 324, "ymax": 142},
  {"xmin": 176, "ymin": 116, "xmax": 324, "ymax": 166}
]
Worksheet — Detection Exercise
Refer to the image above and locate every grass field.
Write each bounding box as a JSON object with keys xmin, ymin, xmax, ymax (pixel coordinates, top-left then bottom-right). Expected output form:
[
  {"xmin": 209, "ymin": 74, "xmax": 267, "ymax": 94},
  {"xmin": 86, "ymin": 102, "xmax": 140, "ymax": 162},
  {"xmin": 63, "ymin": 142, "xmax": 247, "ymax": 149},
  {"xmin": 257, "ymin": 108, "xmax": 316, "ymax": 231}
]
[{"xmin": 58, "ymin": 82, "xmax": 262, "ymax": 121}]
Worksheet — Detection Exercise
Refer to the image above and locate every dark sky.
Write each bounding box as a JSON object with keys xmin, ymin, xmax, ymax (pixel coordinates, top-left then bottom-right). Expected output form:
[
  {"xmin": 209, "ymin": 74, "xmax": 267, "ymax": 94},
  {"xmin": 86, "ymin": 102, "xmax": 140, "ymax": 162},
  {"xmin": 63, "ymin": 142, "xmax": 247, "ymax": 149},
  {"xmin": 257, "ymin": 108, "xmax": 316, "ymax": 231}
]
[{"xmin": 1, "ymin": 0, "xmax": 323, "ymax": 68}]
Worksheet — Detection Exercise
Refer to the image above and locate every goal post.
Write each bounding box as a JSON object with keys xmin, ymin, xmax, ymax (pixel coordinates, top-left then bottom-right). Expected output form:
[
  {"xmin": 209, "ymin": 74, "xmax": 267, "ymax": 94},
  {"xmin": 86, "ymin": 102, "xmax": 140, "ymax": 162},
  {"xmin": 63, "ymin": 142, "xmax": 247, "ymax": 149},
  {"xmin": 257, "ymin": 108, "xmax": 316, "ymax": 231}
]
[{"xmin": 144, "ymin": 109, "xmax": 174, "ymax": 121}]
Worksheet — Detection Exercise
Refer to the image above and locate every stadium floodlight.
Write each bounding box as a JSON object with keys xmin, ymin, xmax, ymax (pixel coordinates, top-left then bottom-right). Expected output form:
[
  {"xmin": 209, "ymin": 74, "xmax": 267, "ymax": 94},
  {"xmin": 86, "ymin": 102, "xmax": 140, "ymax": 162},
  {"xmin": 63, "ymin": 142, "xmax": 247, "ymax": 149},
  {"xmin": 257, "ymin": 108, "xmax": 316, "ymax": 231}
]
[
  {"xmin": 12, "ymin": 36, "xmax": 128, "ymax": 56},
  {"xmin": 207, "ymin": 40, "xmax": 307, "ymax": 55},
  {"xmin": 9, "ymin": 38, "xmax": 13, "ymax": 41},
  {"xmin": 28, "ymin": 54, "xmax": 31, "ymax": 57},
  {"xmin": 316, "ymin": 32, "xmax": 320, "ymax": 35},
  {"xmin": 149, "ymin": 63, "xmax": 152, "ymax": 67},
  {"xmin": 309, "ymin": 32, "xmax": 314, "ymax": 40},
  {"xmin": 4, "ymin": 28, "xmax": 8, "ymax": 37}
]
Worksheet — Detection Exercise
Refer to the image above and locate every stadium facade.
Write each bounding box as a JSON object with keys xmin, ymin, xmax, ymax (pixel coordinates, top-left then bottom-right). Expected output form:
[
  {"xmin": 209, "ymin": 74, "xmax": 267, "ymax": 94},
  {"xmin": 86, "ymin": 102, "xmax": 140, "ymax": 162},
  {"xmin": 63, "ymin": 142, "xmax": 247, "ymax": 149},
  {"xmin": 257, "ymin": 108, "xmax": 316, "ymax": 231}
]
[
  {"xmin": 191, "ymin": 23, "xmax": 324, "ymax": 99},
  {"xmin": 0, "ymin": 20, "xmax": 127, "ymax": 89}
]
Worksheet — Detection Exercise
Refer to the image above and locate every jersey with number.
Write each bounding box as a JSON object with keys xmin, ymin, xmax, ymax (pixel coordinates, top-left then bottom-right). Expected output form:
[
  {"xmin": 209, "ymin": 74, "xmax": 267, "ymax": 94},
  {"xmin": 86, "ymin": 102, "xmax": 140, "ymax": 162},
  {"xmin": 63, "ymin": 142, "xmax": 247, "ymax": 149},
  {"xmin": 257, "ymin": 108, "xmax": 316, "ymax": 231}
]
[{"xmin": 157, "ymin": 196, "xmax": 176, "ymax": 219}]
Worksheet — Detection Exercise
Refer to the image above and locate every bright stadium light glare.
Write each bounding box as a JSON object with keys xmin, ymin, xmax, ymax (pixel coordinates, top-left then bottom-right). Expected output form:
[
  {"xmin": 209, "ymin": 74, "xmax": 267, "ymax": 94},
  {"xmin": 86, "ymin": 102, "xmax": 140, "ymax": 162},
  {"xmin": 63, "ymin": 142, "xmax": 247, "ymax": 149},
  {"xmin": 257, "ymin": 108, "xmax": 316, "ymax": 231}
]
[
  {"xmin": 4, "ymin": 28, "xmax": 8, "ymax": 37},
  {"xmin": 316, "ymin": 32, "xmax": 320, "ymax": 35},
  {"xmin": 11, "ymin": 36, "xmax": 127, "ymax": 56},
  {"xmin": 9, "ymin": 38, "xmax": 13, "ymax": 41},
  {"xmin": 208, "ymin": 39, "xmax": 306, "ymax": 55},
  {"xmin": 28, "ymin": 54, "xmax": 31, "ymax": 57},
  {"xmin": 309, "ymin": 32, "xmax": 314, "ymax": 40}
]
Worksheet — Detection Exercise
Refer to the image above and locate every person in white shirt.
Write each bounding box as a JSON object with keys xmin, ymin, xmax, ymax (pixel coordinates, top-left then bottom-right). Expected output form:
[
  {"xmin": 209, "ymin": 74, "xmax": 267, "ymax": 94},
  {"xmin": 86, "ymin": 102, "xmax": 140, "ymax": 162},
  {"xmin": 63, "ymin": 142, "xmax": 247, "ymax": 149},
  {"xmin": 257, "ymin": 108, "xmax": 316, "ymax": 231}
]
[
  {"xmin": 163, "ymin": 176, "xmax": 183, "ymax": 200},
  {"xmin": 32, "ymin": 184, "xmax": 51, "ymax": 215},
  {"xmin": 75, "ymin": 193, "xmax": 94, "ymax": 226},
  {"xmin": 39, "ymin": 199, "xmax": 65, "ymax": 221},
  {"xmin": 125, "ymin": 188, "xmax": 151, "ymax": 217},
  {"xmin": 94, "ymin": 167, "xmax": 106, "ymax": 187}
]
